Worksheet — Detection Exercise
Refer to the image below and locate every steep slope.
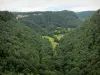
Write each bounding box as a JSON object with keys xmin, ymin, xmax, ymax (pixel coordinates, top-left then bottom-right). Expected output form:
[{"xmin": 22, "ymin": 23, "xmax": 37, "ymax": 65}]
[
  {"xmin": 76, "ymin": 11, "xmax": 96, "ymax": 21},
  {"xmin": 14, "ymin": 10, "xmax": 82, "ymax": 28},
  {"xmin": 0, "ymin": 11, "xmax": 54, "ymax": 75},
  {"xmin": 0, "ymin": 10, "xmax": 99, "ymax": 75},
  {"xmin": 55, "ymin": 9, "xmax": 100, "ymax": 75},
  {"xmin": 20, "ymin": 20, "xmax": 48, "ymax": 35},
  {"xmin": 0, "ymin": 11, "xmax": 14, "ymax": 21},
  {"xmin": 0, "ymin": 19, "xmax": 40, "ymax": 74}
]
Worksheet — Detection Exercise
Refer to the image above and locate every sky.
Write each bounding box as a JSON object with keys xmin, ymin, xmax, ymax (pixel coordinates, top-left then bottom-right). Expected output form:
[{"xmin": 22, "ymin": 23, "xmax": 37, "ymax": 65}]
[{"xmin": 0, "ymin": 0, "xmax": 100, "ymax": 12}]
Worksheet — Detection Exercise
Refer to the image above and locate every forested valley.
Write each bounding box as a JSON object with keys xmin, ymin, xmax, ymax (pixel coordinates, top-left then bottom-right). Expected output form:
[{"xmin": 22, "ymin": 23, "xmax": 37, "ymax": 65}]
[{"xmin": 0, "ymin": 9, "xmax": 100, "ymax": 75}]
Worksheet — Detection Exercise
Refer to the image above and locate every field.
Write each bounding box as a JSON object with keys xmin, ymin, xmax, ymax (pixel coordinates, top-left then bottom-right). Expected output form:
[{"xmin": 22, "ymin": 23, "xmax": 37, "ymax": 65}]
[
  {"xmin": 42, "ymin": 36, "xmax": 57, "ymax": 50},
  {"xmin": 54, "ymin": 34, "xmax": 64, "ymax": 40}
]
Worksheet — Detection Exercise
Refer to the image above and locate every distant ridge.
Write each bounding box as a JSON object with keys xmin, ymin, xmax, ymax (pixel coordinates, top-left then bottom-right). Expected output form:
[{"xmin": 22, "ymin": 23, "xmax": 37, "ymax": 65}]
[{"xmin": 76, "ymin": 11, "xmax": 96, "ymax": 21}]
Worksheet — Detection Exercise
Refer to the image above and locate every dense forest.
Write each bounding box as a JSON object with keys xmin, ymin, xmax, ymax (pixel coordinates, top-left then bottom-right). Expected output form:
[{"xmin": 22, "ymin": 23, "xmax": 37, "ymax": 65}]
[
  {"xmin": 76, "ymin": 11, "xmax": 96, "ymax": 21},
  {"xmin": 14, "ymin": 10, "xmax": 81, "ymax": 28},
  {"xmin": 0, "ymin": 9, "xmax": 100, "ymax": 75},
  {"xmin": 14, "ymin": 11, "xmax": 82, "ymax": 35}
]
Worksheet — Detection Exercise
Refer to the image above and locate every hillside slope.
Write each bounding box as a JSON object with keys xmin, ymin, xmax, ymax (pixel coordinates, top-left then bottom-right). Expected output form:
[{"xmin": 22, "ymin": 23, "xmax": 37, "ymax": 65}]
[
  {"xmin": 14, "ymin": 10, "xmax": 82, "ymax": 28},
  {"xmin": 56, "ymin": 9, "xmax": 100, "ymax": 75},
  {"xmin": 76, "ymin": 11, "xmax": 96, "ymax": 21},
  {"xmin": 0, "ymin": 11, "xmax": 54, "ymax": 75}
]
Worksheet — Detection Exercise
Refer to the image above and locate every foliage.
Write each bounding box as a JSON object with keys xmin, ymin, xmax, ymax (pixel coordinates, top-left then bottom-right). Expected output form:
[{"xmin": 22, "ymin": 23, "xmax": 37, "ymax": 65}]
[
  {"xmin": 0, "ymin": 11, "xmax": 53, "ymax": 74},
  {"xmin": 15, "ymin": 10, "xmax": 82, "ymax": 29},
  {"xmin": 0, "ymin": 10, "xmax": 100, "ymax": 75},
  {"xmin": 0, "ymin": 11, "xmax": 14, "ymax": 22},
  {"xmin": 56, "ymin": 9, "xmax": 100, "ymax": 75},
  {"xmin": 76, "ymin": 11, "xmax": 96, "ymax": 21}
]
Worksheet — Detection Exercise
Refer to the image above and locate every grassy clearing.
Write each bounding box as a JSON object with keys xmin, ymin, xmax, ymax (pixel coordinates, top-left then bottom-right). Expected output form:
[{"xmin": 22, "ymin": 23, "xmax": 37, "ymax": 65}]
[
  {"xmin": 42, "ymin": 34, "xmax": 64, "ymax": 56},
  {"xmin": 42, "ymin": 36, "xmax": 57, "ymax": 50},
  {"xmin": 54, "ymin": 34, "xmax": 64, "ymax": 40}
]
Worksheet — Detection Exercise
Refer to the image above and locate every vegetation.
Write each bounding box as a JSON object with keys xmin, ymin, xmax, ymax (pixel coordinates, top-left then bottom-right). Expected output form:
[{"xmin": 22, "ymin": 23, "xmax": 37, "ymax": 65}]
[
  {"xmin": 76, "ymin": 11, "xmax": 96, "ymax": 21},
  {"xmin": 0, "ymin": 11, "xmax": 14, "ymax": 21},
  {"xmin": 0, "ymin": 9, "xmax": 100, "ymax": 75},
  {"xmin": 56, "ymin": 9, "xmax": 100, "ymax": 75},
  {"xmin": 42, "ymin": 36, "xmax": 57, "ymax": 50},
  {"xmin": 14, "ymin": 10, "xmax": 82, "ymax": 32},
  {"xmin": 0, "ymin": 11, "xmax": 53, "ymax": 74}
]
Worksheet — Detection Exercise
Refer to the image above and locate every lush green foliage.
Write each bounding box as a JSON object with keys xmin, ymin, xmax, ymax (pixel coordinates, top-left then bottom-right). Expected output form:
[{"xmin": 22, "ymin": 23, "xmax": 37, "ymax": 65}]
[
  {"xmin": 56, "ymin": 9, "xmax": 100, "ymax": 75},
  {"xmin": 0, "ymin": 10, "xmax": 100, "ymax": 75},
  {"xmin": 15, "ymin": 10, "xmax": 82, "ymax": 28},
  {"xmin": 76, "ymin": 11, "xmax": 96, "ymax": 21},
  {"xmin": 14, "ymin": 11, "xmax": 81, "ymax": 36},
  {"xmin": 0, "ymin": 11, "xmax": 14, "ymax": 21},
  {"xmin": 0, "ymin": 11, "xmax": 54, "ymax": 74}
]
